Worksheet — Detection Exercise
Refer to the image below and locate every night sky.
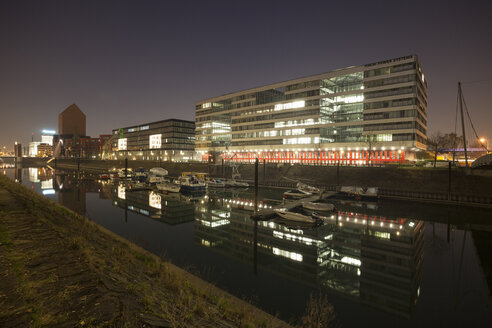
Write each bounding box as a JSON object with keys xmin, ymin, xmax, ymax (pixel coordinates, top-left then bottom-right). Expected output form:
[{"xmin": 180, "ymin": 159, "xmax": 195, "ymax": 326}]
[{"xmin": 1, "ymin": 0, "xmax": 491, "ymax": 150}]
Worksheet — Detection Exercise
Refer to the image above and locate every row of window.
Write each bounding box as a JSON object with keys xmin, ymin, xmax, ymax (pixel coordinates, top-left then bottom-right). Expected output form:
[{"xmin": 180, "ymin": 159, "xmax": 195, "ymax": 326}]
[
  {"xmin": 364, "ymin": 62, "xmax": 416, "ymax": 78},
  {"xmin": 364, "ymin": 109, "xmax": 416, "ymax": 121},
  {"xmin": 363, "ymin": 97, "xmax": 414, "ymax": 110},
  {"xmin": 364, "ymin": 74, "xmax": 415, "ymax": 89},
  {"xmin": 365, "ymin": 86, "xmax": 415, "ymax": 100}
]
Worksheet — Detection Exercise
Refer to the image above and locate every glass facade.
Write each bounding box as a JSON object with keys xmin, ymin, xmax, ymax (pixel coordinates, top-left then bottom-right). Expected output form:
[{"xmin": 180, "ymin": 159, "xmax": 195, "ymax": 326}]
[
  {"xmin": 196, "ymin": 55, "xmax": 428, "ymax": 164},
  {"xmin": 111, "ymin": 119, "xmax": 197, "ymax": 161}
]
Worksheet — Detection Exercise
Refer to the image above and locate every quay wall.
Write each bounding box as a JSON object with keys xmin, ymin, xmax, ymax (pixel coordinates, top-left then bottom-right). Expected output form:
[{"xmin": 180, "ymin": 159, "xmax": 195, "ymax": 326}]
[{"xmin": 26, "ymin": 158, "xmax": 492, "ymax": 205}]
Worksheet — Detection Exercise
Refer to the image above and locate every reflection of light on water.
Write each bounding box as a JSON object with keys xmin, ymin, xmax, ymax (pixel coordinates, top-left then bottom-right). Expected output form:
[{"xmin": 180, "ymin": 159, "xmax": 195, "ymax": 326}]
[
  {"xmin": 118, "ymin": 185, "xmax": 126, "ymax": 199},
  {"xmin": 198, "ymin": 219, "xmax": 230, "ymax": 228},
  {"xmin": 273, "ymin": 230, "xmax": 315, "ymax": 246},
  {"xmin": 29, "ymin": 168, "xmax": 39, "ymax": 183},
  {"xmin": 41, "ymin": 179, "xmax": 53, "ymax": 189},
  {"xmin": 341, "ymin": 256, "xmax": 361, "ymax": 267},
  {"xmin": 273, "ymin": 247, "xmax": 303, "ymax": 262},
  {"xmin": 149, "ymin": 191, "xmax": 161, "ymax": 209}
]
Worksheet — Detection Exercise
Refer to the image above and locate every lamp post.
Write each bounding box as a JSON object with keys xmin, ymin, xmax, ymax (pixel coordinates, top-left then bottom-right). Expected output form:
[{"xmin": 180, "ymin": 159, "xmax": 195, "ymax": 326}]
[{"xmin": 479, "ymin": 137, "xmax": 488, "ymax": 152}]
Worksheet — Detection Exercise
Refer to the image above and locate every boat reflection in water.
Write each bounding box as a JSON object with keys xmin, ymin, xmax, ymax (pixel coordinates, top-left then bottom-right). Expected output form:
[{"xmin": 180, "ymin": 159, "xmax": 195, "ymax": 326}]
[
  {"xmin": 110, "ymin": 184, "xmax": 198, "ymax": 225},
  {"xmin": 194, "ymin": 194, "xmax": 424, "ymax": 319}
]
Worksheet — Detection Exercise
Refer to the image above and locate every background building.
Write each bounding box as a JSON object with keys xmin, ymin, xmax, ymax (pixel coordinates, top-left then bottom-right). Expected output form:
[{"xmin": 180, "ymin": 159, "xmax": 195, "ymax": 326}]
[
  {"xmin": 63, "ymin": 134, "xmax": 112, "ymax": 159},
  {"xmin": 111, "ymin": 119, "xmax": 196, "ymax": 161},
  {"xmin": 195, "ymin": 55, "xmax": 427, "ymax": 164},
  {"xmin": 58, "ymin": 104, "xmax": 86, "ymax": 138},
  {"xmin": 14, "ymin": 142, "xmax": 22, "ymax": 157}
]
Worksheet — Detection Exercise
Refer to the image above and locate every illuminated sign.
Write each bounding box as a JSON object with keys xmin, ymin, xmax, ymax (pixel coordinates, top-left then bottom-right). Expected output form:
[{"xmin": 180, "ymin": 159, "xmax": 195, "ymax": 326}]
[
  {"xmin": 274, "ymin": 100, "xmax": 305, "ymax": 111},
  {"xmin": 41, "ymin": 129, "xmax": 56, "ymax": 135},
  {"xmin": 149, "ymin": 134, "xmax": 162, "ymax": 149},
  {"xmin": 118, "ymin": 138, "xmax": 127, "ymax": 150},
  {"xmin": 149, "ymin": 192, "xmax": 161, "ymax": 209}
]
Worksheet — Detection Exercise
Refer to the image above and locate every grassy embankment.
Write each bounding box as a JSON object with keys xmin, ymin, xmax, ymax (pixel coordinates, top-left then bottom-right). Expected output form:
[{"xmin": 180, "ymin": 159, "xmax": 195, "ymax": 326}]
[{"xmin": 0, "ymin": 174, "xmax": 337, "ymax": 327}]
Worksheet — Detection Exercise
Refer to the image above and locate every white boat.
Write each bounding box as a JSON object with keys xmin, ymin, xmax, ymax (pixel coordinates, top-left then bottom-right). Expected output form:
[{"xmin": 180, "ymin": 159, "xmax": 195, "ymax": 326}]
[
  {"xmin": 133, "ymin": 167, "xmax": 148, "ymax": 182},
  {"xmin": 274, "ymin": 208, "xmax": 317, "ymax": 223},
  {"xmin": 302, "ymin": 201, "xmax": 335, "ymax": 212},
  {"xmin": 311, "ymin": 213, "xmax": 335, "ymax": 222},
  {"xmin": 175, "ymin": 175, "xmax": 206, "ymax": 192},
  {"xmin": 297, "ymin": 182, "xmax": 320, "ymax": 194},
  {"xmin": 224, "ymin": 165, "xmax": 249, "ymax": 187},
  {"xmin": 339, "ymin": 186, "xmax": 379, "ymax": 200},
  {"xmin": 156, "ymin": 181, "xmax": 181, "ymax": 193},
  {"xmin": 117, "ymin": 168, "xmax": 132, "ymax": 178},
  {"xmin": 206, "ymin": 178, "xmax": 225, "ymax": 188},
  {"xmin": 283, "ymin": 189, "xmax": 312, "ymax": 199},
  {"xmin": 224, "ymin": 179, "xmax": 249, "ymax": 188},
  {"xmin": 148, "ymin": 167, "xmax": 169, "ymax": 184}
]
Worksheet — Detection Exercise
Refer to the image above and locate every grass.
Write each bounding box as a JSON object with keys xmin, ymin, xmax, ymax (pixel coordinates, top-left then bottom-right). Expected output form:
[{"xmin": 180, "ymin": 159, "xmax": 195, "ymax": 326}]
[
  {"xmin": 1, "ymin": 174, "xmax": 331, "ymax": 327},
  {"xmin": 0, "ymin": 219, "xmax": 14, "ymax": 252}
]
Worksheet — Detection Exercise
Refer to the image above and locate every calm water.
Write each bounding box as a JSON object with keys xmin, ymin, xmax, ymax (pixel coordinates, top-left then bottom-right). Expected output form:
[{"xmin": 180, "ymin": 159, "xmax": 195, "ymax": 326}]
[{"xmin": 3, "ymin": 167, "xmax": 492, "ymax": 327}]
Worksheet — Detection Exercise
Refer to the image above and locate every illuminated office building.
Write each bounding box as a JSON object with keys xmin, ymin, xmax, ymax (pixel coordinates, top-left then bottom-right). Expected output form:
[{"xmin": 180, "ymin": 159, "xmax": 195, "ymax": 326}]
[
  {"xmin": 195, "ymin": 55, "xmax": 427, "ymax": 164},
  {"xmin": 111, "ymin": 119, "xmax": 197, "ymax": 161}
]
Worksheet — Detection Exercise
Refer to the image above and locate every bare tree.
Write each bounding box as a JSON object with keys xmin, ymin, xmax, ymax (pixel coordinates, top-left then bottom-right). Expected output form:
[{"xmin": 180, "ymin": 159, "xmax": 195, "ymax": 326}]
[
  {"xmin": 427, "ymin": 131, "xmax": 459, "ymax": 167},
  {"xmin": 364, "ymin": 134, "xmax": 379, "ymax": 166}
]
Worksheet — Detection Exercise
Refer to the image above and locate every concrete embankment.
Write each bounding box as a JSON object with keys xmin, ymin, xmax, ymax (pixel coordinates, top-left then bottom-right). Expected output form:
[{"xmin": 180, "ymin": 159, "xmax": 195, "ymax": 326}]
[
  {"xmin": 46, "ymin": 158, "xmax": 492, "ymax": 206},
  {"xmin": 0, "ymin": 174, "xmax": 293, "ymax": 327}
]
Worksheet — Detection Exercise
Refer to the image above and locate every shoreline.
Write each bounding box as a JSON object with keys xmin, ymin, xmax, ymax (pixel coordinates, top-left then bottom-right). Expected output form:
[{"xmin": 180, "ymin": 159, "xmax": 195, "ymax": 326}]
[
  {"xmin": 16, "ymin": 157, "xmax": 492, "ymax": 207},
  {"xmin": 0, "ymin": 174, "xmax": 296, "ymax": 327}
]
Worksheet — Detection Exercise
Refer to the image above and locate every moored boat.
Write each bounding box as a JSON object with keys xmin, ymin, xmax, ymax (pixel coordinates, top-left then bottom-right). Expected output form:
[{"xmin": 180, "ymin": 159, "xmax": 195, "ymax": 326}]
[
  {"xmin": 148, "ymin": 167, "xmax": 169, "ymax": 184},
  {"xmin": 302, "ymin": 201, "xmax": 336, "ymax": 212},
  {"xmin": 339, "ymin": 186, "xmax": 379, "ymax": 200},
  {"xmin": 206, "ymin": 178, "xmax": 226, "ymax": 188},
  {"xmin": 274, "ymin": 208, "xmax": 317, "ymax": 223},
  {"xmin": 175, "ymin": 174, "xmax": 206, "ymax": 192},
  {"xmin": 156, "ymin": 181, "xmax": 181, "ymax": 193},
  {"xmin": 283, "ymin": 189, "xmax": 312, "ymax": 199},
  {"xmin": 297, "ymin": 182, "xmax": 320, "ymax": 194},
  {"xmin": 224, "ymin": 179, "xmax": 249, "ymax": 188},
  {"xmin": 133, "ymin": 167, "xmax": 148, "ymax": 182}
]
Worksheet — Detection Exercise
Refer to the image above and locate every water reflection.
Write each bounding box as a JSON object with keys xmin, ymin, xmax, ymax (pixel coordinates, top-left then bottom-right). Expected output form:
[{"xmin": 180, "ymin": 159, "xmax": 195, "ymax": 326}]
[
  {"xmin": 3, "ymin": 167, "xmax": 491, "ymax": 326},
  {"xmin": 110, "ymin": 184, "xmax": 196, "ymax": 225},
  {"xmin": 194, "ymin": 194, "xmax": 424, "ymax": 318}
]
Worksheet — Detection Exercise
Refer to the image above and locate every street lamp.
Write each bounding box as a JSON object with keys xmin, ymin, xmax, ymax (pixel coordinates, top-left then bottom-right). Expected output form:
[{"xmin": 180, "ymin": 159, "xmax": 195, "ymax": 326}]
[{"xmin": 479, "ymin": 137, "xmax": 489, "ymax": 152}]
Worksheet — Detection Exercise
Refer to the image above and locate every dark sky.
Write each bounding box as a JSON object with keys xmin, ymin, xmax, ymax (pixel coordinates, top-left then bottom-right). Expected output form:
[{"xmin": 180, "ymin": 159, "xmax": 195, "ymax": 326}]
[{"xmin": 1, "ymin": 0, "xmax": 491, "ymax": 150}]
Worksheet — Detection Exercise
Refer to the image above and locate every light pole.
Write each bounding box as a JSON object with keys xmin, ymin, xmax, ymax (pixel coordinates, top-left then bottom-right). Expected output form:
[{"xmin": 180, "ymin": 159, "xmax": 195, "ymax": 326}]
[{"xmin": 479, "ymin": 137, "xmax": 488, "ymax": 152}]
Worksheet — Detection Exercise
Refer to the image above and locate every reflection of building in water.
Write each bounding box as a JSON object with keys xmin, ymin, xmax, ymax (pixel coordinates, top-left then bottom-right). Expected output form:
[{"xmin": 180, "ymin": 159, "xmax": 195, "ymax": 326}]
[
  {"xmin": 54, "ymin": 173, "xmax": 98, "ymax": 216},
  {"xmin": 111, "ymin": 186, "xmax": 195, "ymax": 225},
  {"xmin": 28, "ymin": 167, "xmax": 53, "ymax": 183},
  {"xmin": 194, "ymin": 197, "xmax": 424, "ymax": 319},
  {"xmin": 14, "ymin": 168, "xmax": 22, "ymax": 182},
  {"xmin": 58, "ymin": 184, "xmax": 87, "ymax": 216},
  {"xmin": 28, "ymin": 168, "xmax": 55, "ymax": 194}
]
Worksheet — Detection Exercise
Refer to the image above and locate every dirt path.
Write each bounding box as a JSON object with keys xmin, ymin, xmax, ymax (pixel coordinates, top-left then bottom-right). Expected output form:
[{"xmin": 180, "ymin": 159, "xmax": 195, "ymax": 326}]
[{"xmin": 0, "ymin": 175, "xmax": 292, "ymax": 327}]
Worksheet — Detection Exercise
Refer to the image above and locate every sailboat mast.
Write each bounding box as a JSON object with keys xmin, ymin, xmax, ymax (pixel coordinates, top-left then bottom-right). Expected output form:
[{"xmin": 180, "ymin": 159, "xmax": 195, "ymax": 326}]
[{"xmin": 458, "ymin": 82, "xmax": 468, "ymax": 167}]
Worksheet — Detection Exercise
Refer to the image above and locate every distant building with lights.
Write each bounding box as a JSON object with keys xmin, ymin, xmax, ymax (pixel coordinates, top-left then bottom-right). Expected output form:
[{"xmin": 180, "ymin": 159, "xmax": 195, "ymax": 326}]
[
  {"xmin": 14, "ymin": 142, "xmax": 22, "ymax": 157},
  {"xmin": 110, "ymin": 119, "xmax": 196, "ymax": 161},
  {"xmin": 52, "ymin": 104, "xmax": 112, "ymax": 158},
  {"xmin": 195, "ymin": 55, "xmax": 427, "ymax": 164},
  {"xmin": 63, "ymin": 134, "xmax": 112, "ymax": 159}
]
